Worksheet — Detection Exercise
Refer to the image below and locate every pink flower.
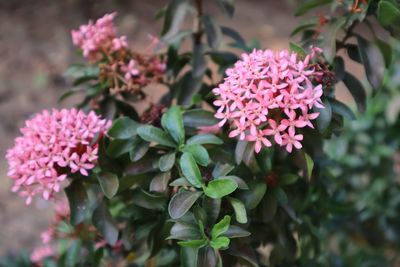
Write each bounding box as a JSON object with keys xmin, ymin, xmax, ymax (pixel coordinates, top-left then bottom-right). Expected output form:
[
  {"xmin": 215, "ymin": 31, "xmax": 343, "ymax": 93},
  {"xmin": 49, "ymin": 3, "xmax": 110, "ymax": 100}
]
[
  {"xmin": 30, "ymin": 245, "xmax": 55, "ymax": 263},
  {"xmin": 6, "ymin": 109, "xmax": 111, "ymax": 204},
  {"xmin": 122, "ymin": 59, "xmax": 140, "ymax": 81},
  {"xmin": 212, "ymin": 48, "xmax": 325, "ymax": 153},
  {"xmin": 112, "ymin": 36, "xmax": 128, "ymax": 51}
]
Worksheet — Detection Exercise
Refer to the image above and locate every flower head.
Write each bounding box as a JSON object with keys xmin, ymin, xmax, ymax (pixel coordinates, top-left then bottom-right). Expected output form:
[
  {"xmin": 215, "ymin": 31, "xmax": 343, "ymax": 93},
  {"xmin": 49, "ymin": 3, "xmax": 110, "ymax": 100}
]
[
  {"xmin": 6, "ymin": 108, "xmax": 111, "ymax": 204},
  {"xmin": 213, "ymin": 48, "xmax": 325, "ymax": 153}
]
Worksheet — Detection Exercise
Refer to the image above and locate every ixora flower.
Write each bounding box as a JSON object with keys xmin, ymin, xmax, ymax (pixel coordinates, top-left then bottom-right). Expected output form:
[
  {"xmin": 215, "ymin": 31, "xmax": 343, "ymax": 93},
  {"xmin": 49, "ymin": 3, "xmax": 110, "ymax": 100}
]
[
  {"xmin": 71, "ymin": 12, "xmax": 126, "ymax": 61},
  {"xmin": 213, "ymin": 48, "xmax": 325, "ymax": 153},
  {"xmin": 6, "ymin": 109, "xmax": 110, "ymax": 204}
]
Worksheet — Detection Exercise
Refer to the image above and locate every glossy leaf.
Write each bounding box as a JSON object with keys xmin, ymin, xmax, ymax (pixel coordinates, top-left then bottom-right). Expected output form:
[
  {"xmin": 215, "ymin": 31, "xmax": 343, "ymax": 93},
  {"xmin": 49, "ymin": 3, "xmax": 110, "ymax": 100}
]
[
  {"xmin": 323, "ymin": 17, "xmax": 346, "ymax": 63},
  {"xmin": 108, "ymin": 117, "xmax": 139, "ymax": 139},
  {"xmin": 215, "ymin": 175, "xmax": 248, "ymax": 189},
  {"xmin": 137, "ymin": 125, "xmax": 177, "ymax": 148},
  {"xmin": 183, "ymin": 144, "xmax": 209, "ymax": 167},
  {"xmin": 159, "ymin": 152, "xmax": 176, "ymax": 172},
  {"xmin": 183, "ymin": 109, "xmax": 219, "ymax": 128},
  {"xmin": 227, "ymin": 197, "xmax": 247, "ymax": 223},
  {"xmin": 65, "ymin": 180, "xmax": 89, "ymax": 225},
  {"xmin": 131, "ymin": 189, "xmax": 167, "ymax": 210},
  {"xmin": 178, "ymin": 239, "xmax": 207, "ymax": 248},
  {"xmin": 238, "ymin": 182, "xmax": 267, "ymax": 210},
  {"xmin": 330, "ymin": 98, "xmax": 356, "ymax": 120},
  {"xmin": 203, "ymin": 15, "xmax": 222, "ymax": 50},
  {"xmin": 212, "ymin": 163, "xmax": 234, "ymax": 178},
  {"xmin": 129, "ymin": 138, "xmax": 150, "ymax": 162},
  {"xmin": 92, "ymin": 203, "xmax": 119, "ymax": 246},
  {"xmin": 180, "ymin": 152, "xmax": 204, "ymax": 188},
  {"xmin": 211, "ymin": 215, "xmax": 231, "ymax": 239},
  {"xmin": 186, "ymin": 134, "xmax": 223, "ymax": 146},
  {"xmin": 203, "ymin": 178, "xmax": 238, "ymax": 199},
  {"xmin": 150, "ymin": 172, "xmax": 171, "ymax": 193},
  {"xmin": 279, "ymin": 174, "xmax": 299, "ymax": 186},
  {"xmin": 289, "ymin": 42, "xmax": 306, "ymax": 57},
  {"xmin": 161, "ymin": 106, "xmax": 185, "ymax": 145},
  {"xmin": 223, "ymin": 225, "xmax": 251, "ymax": 238},
  {"xmin": 314, "ymin": 98, "xmax": 332, "ymax": 133},
  {"xmin": 96, "ymin": 172, "xmax": 119, "ymax": 199},
  {"xmin": 169, "ymin": 190, "xmax": 203, "ymax": 219},
  {"xmin": 343, "ymin": 72, "xmax": 367, "ymax": 113},
  {"xmin": 377, "ymin": 0, "xmax": 400, "ymax": 27},
  {"xmin": 210, "ymin": 236, "xmax": 230, "ymax": 250}
]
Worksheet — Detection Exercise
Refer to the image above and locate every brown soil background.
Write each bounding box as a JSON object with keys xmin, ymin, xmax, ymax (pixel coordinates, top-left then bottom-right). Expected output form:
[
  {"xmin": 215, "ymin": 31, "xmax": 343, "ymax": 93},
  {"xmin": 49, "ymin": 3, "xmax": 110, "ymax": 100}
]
[{"xmin": 0, "ymin": 0, "xmax": 356, "ymax": 255}]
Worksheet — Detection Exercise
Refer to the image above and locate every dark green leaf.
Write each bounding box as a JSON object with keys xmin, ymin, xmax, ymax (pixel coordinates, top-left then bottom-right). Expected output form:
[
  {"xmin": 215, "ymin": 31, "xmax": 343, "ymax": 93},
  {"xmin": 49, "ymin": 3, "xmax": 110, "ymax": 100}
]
[
  {"xmin": 108, "ymin": 117, "xmax": 140, "ymax": 139},
  {"xmin": 357, "ymin": 36, "xmax": 385, "ymax": 90},
  {"xmin": 377, "ymin": 0, "xmax": 400, "ymax": 27},
  {"xmin": 129, "ymin": 138, "xmax": 150, "ymax": 162},
  {"xmin": 216, "ymin": 175, "xmax": 248, "ymax": 189},
  {"xmin": 150, "ymin": 172, "xmax": 171, "ymax": 193},
  {"xmin": 304, "ymin": 152, "xmax": 314, "ymax": 180},
  {"xmin": 273, "ymin": 187, "xmax": 288, "ymax": 205},
  {"xmin": 314, "ymin": 98, "xmax": 332, "ymax": 133},
  {"xmin": 187, "ymin": 134, "xmax": 223, "ymax": 146},
  {"xmin": 227, "ymin": 197, "xmax": 247, "ymax": 223},
  {"xmin": 65, "ymin": 180, "xmax": 89, "ymax": 225},
  {"xmin": 159, "ymin": 152, "xmax": 176, "ymax": 172},
  {"xmin": 330, "ymin": 98, "xmax": 356, "ymax": 120},
  {"xmin": 169, "ymin": 222, "xmax": 202, "ymax": 240},
  {"xmin": 96, "ymin": 172, "xmax": 119, "ymax": 199},
  {"xmin": 181, "ymin": 247, "xmax": 199, "ymax": 267},
  {"xmin": 279, "ymin": 174, "xmax": 299, "ymax": 186},
  {"xmin": 212, "ymin": 163, "xmax": 234, "ymax": 178},
  {"xmin": 238, "ymin": 182, "xmax": 267, "ymax": 210},
  {"xmin": 235, "ymin": 140, "xmax": 254, "ymax": 165},
  {"xmin": 203, "ymin": 178, "xmax": 238, "ymax": 199},
  {"xmin": 223, "ymin": 225, "xmax": 251, "ymax": 238},
  {"xmin": 137, "ymin": 125, "xmax": 177, "ymax": 147},
  {"xmin": 170, "ymin": 177, "xmax": 192, "ymax": 187},
  {"xmin": 183, "ymin": 144, "xmax": 209, "ymax": 167},
  {"xmin": 295, "ymin": 0, "xmax": 331, "ymax": 16},
  {"xmin": 192, "ymin": 44, "xmax": 207, "ymax": 78},
  {"xmin": 323, "ymin": 17, "xmax": 346, "ymax": 63},
  {"xmin": 169, "ymin": 190, "xmax": 203, "ymax": 219},
  {"xmin": 221, "ymin": 26, "xmax": 245, "ymax": 46},
  {"xmin": 131, "ymin": 189, "xmax": 167, "ymax": 210},
  {"xmin": 161, "ymin": 106, "xmax": 185, "ymax": 145},
  {"xmin": 65, "ymin": 239, "xmax": 82, "ymax": 267},
  {"xmin": 162, "ymin": 0, "xmax": 189, "ymax": 39},
  {"xmin": 203, "ymin": 15, "xmax": 222, "ymax": 50},
  {"xmin": 180, "ymin": 152, "xmax": 204, "ymax": 188},
  {"xmin": 343, "ymin": 72, "xmax": 367, "ymax": 113},
  {"xmin": 106, "ymin": 138, "xmax": 136, "ymax": 158},
  {"xmin": 178, "ymin": 239, "xmax": 207, "ymax": 248},
  {"xmin": 92, "ymin": 203, "xmax": 119, "ymax": 246},
  {"xmin": 376, "ymin": 38, "xmax": 392, "ymax": 68},
  {"xmin": 183, "ymin": 109, "xmax": 219, "ymax": 128}
]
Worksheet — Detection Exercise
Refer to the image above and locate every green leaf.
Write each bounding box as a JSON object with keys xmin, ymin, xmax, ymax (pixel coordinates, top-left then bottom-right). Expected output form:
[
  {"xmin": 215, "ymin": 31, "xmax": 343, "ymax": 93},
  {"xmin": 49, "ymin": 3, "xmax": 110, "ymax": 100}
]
[
  {"xmin": 170, "ymin": 177, "xmax": 192, "ymax": 187},
  {"xmin": 210, "ymin": 236, "xmax": 230, "ymax": 250},
  {"xmin": 183, "ymin": 109, "xmax": 219, "ymax": 128},
  {"xmin": 169, "ymin": 190, "xmax": 203, "ymax": 219},
  {"xmin": 65, "ymin": 239, "xmax": 82, "ymax": 267},
  {"xmin": 238, "ymin": 182, "xmax": 267, "ymax": 210},
  {"xmin": 169, "ymin": 221, "xmax": 202, "ymax": 240},
  {"xmin": 106, "ymin": 138, "xmax": 136, "ymax": 158},
  {"xmin": 203, "ymin": 15, "xmax": 222, "ymax": 50},
  {"xmin": 273, "ymin": 187, "xmax": 288, "ymax": 205},
  {"xmin": 235, "ymin": 140, "xmax": 254, "ymax": 165},
  {"xmin": 330, "ymin": 98, "xmax": 356, "ymax": 120},
  {"xmin": 137, "ymin": 125, "xmax": 177, "ymax": 147},
  {"xmin": 64, "ymin": 64, "xmax": 99, "ymax": 79},
  {"xmin": 223, "ymin": 225, "xmax": 251, "ymax": 238},
  {"xmin": 304, "ymin": 152, "xmax": 314, "ymax": 180},
  {"xmin": 211, "ymin": 215, "xmax": 231, "ymax": 239},
  {"xmin": 183, "ymin": 145, "xmax": 209, "ymax": 167},
  {"xmin": 289, "ymin": 42, "xmax": 306, "ymax": 58},
  {"xmin": 96, "ymin": 172, "xmax": 119, "ymax": 199},
  {"xmin": 295, "ymin": 0, "xmax": 331, "ymax": 16},
  {"xmin": 159, "ymin": 152, "xmax": 176, "ymax": 172},
  {"xmin": 129, "ymin": 138, "xmax": 149, "ymax": 162},
  {"xmin": 212, "ymin": 163, "xmax": 234, "ymax": 178},
  {"xmin": 208, "ymin": 51, "xmax": 239, "ymax": 68},
  {"xmin": 377, "ymin": 0, "xmax": 400, "ymax": 27},
  {"xmin": 192, "ymin": 44, "xmax": 207, "ymax": 78},
  {"xmin": 214, "ymin": 0, "xmax": 235, "ymax": 17},
  {"xmin": 187, "ymin": 134, "xmax": 223, "ymax": 146},
  {"xmin": 150, "ymin": 172, "xmax": 171, "ymax": 193},
  {"xmin": 180, "ymin": 152, "xmax": 204, "ymax": 188},
  {"xmin": 65, "ymin": 180, "xmax": 89, "ymax": 225},
  {"xmin": 92, "ymin": 203, "xmax": 119, "ymax": 246},
  {"xmin": 314, "ymin": 98, "xmax": 332, "ymax": 133},
  {"xmin": 280, "ymin": 174, "xmax": 299, "ymax": 186},
  {"xmin": 162, "ymin": 0, "xmax": 189, "ymax": 40},
  {"xmin": 215, "ymin": 175, "xmax": 248, "ymax": 189},
  {"xmin": 357, "ymin": 36, "xmax": 385, "ymax": 90},
  {"xmin": 178, "ymin": 239, "xmax": 207, "ymax": 248},
  {"xmin": 323, "ymin": 17, "xmax": 346, "ymax": 63},
  {"xmin": 181, "ymin": 247, "xmax": 199, "ymax": 267},
  {"xmin": 131, "ymin": 189, "xmax": 167, "ymax": 210},
  {"xmin": 221, "ymin": 26, "xmax": 245, "ymax": 46},
  {"xmin": 161, "ymin": 106, "xmax": 185, "ymax": 145},
  {"xmin": 376, "ymin": 38, "xmax": 393, "ymax": 68},
  {"xmin": 203, "ymin": 179, "xmax": 238, "ymax": 199},
  {"xmin": 108, "ymin": 117, "xmax": 140, "ymax": 139},
  {"xmin": 343, "ymin": 72, "xmax": 366, "ymax": 113},
  {"xmin": 227, "ymin": 197, "xmax": 247, "ymax": 224}
]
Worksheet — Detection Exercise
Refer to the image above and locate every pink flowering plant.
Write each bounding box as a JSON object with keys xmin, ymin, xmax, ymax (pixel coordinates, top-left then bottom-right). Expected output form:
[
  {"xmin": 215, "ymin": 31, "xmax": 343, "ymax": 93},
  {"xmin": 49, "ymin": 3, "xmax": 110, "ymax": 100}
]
[{"xmin": 3, "ymin": 0, "xmax": 400, "ymax": 266}]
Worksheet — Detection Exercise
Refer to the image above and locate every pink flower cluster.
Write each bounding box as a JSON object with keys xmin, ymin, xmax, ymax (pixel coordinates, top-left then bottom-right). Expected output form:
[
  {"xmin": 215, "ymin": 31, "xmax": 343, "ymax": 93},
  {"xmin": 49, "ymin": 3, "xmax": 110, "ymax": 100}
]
[
  {"xmin": 71, "ymin": 12, "xmax": 127, "ymax": 61},
  {"xmin": 213, "ymin": 48, "xmax": 325, "ymax": 153},
  {"xmin": 6, "ymin": 108, "xmax": 110, "ymax": 204}
]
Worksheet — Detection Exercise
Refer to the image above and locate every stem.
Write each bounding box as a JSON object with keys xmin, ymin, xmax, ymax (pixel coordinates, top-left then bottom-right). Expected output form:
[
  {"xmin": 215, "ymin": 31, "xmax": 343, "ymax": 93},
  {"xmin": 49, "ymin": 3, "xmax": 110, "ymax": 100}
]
[{"xmin": 193, "ymin": 0, "xmax": 203, "ymax": 45}]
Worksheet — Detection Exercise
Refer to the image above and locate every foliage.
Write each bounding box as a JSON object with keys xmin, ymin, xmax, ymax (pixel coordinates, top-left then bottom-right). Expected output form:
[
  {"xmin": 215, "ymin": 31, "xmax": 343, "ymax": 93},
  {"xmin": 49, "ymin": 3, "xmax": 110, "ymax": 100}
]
[{"xmin": 2, "ymin": 0, "xmax": 400, "ymax": 266}]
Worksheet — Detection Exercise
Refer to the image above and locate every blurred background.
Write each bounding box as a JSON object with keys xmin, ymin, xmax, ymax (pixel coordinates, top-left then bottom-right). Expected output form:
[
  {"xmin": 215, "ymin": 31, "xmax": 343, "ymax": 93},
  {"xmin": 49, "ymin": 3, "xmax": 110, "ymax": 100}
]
[{"xmin": 0, "ymin": 0, "xmax": 368, "ymax": 256}]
